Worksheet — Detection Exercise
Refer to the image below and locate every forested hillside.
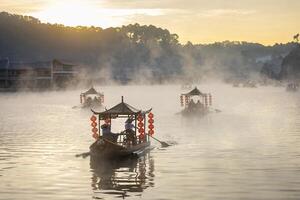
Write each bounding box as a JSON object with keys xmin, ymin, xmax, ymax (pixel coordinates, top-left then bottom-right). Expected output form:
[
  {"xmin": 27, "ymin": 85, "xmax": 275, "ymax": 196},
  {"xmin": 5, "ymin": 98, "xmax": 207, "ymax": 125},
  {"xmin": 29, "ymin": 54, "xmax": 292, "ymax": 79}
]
[{"xmin": 0, "ymin": 12, "xmax": 297, "ymax": 83}]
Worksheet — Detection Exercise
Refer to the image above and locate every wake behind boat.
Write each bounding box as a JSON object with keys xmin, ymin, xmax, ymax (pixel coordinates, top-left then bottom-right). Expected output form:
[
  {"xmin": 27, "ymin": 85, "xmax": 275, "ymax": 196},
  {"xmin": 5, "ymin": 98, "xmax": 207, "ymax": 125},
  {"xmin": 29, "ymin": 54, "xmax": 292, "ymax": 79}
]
[{"xmin": 89, "ymin": 96, "xmax": 154, "ymax": 159}]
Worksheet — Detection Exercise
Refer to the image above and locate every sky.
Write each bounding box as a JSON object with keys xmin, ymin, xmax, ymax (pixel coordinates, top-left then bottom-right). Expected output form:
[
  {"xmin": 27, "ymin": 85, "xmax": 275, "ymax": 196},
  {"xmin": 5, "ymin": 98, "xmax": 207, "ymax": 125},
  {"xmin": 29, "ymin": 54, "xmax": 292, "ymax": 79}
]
[{"xmin": 1, "ymin": 0, "xmax": 300, "ymax": 45}]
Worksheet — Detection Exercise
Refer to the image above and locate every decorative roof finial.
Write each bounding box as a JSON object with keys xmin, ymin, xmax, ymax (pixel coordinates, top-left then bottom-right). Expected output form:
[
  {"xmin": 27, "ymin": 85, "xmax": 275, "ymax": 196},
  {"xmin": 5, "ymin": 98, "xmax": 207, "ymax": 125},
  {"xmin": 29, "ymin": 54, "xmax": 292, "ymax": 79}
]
[{"xmin": 121, "ymin": 96, "xmax": 124, "ymax": 103}]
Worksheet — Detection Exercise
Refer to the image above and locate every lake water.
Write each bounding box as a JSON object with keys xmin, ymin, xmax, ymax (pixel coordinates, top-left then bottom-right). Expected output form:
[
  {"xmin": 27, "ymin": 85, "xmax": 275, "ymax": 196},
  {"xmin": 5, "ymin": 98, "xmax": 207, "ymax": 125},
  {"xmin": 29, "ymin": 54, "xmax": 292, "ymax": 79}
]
[{"xmin": 0, "ymin": 84, "xmax": 300, "ymax": 200}]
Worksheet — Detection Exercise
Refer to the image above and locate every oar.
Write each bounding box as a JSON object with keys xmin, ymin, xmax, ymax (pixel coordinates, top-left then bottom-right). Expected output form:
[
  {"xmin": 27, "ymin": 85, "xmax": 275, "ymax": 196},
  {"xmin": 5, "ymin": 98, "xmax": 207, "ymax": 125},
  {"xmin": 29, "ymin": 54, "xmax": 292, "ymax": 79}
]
[
  {"xmin": 148, "ymin": 134, "xmax": 170, "ymax": 147},
  {"xmin": 75, "ymin": 152, "xmax": 90, "ymax": 158}
]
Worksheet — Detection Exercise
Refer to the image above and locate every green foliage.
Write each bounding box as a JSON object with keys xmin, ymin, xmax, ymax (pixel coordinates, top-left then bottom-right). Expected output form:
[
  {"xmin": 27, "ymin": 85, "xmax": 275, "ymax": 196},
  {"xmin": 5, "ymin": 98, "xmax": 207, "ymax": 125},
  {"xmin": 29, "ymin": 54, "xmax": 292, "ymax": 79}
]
[
  {"xmin": 0, "ymin": 12, "xmax": 295, "ymax": 82},
  {"xmin": 0, "ymin": 12, "xmax": 183, "ymax": 82}
]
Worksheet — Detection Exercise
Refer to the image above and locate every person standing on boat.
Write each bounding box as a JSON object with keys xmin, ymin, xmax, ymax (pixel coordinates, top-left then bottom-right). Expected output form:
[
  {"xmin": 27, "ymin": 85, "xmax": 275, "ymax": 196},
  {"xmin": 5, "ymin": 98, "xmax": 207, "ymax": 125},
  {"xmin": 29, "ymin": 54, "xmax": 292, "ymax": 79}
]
[
  {"xmin": 188, "ymin": 99, "xmax": 196, "ymax": 112},
  {"xmin": 101, "ymin": 124, "xmax": 118, "ymax": 142},
  {"xmin": 196, "ymin": 100, "xmax": 204, "ymax": 110},
  {"xmin": 125, "ymin": 117, "xmax": 136, "ymax": 145}
]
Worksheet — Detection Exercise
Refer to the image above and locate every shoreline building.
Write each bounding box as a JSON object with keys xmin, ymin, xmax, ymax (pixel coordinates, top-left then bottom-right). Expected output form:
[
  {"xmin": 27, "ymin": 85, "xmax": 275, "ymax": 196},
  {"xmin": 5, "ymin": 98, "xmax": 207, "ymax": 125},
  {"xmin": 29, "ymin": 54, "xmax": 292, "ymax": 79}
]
[{"xmin": 0, "ymin": 58, "xmax": 78, "ymax": 90}]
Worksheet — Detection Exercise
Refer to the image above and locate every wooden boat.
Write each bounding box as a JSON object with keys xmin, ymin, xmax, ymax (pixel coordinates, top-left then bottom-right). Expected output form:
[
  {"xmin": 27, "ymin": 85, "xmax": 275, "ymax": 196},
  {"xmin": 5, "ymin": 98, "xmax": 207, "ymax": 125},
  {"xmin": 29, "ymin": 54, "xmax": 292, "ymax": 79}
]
[
  {"xmin": 179, "ymin": 87, "xmax": 212, "ymax": 116},
  {"xmin": 232, "ymin": 83, "xmax": 240, "ymax": 87},
  {"xmin": 242, "ymin": 80, "xmax": 257, "ymax": 88},
  {"xmin": 89, "ymin": 96, "xmax": 154, "ymax": 159},
  {"xmin": 286, "ymin": 83, "xmax": 299, "ymax": 92},
  {"xmin": 90, "ymin": 139, "xmax": 151, "ymax": 158},
  {"xmin": 80, "ymin": 87, "xmax": 104, "ymax": 109}
]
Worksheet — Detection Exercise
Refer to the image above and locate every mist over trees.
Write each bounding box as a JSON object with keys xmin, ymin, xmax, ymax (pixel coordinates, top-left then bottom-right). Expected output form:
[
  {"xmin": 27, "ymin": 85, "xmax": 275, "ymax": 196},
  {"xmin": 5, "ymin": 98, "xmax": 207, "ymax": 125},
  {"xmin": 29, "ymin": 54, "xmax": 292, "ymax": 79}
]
[
  {"xmin": 0, "ymin": 11, "xmax": 297, "ymax": 83},
  {"xmin": 279, "ymin": 44, "xmax": 300, "ymax": 80}
]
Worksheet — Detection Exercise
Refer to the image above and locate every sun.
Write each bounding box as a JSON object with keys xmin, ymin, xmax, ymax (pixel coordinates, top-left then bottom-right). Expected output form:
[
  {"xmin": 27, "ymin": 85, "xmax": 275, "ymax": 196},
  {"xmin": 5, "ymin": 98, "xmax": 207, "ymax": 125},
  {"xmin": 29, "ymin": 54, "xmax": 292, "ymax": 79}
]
[{"xmin": 30, "ymin": 1, "xmax": 121, "ymax": 28}]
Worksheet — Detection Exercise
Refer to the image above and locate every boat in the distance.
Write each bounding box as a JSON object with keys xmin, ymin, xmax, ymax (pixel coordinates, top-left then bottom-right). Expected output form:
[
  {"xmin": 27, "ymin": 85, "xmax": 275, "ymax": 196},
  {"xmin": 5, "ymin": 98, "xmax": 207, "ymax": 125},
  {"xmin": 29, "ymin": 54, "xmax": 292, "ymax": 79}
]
[
  {"xmin": 286, "ymin": 82, "xmax": 299, "ymax": 92},
  {"xmin": 89, "ymin": 96, "xmax": 154, "ymax": 159},
  {"xmin": 242, "ymin": 80, "xmax": 257, "ymax": 88},
  {"xmin": 80, "ymin": 87, "xmax": 104, "ymax": 109},
  {"xmin": 180, "ymin": 87, "xmax": 213, "ymax": 116}
]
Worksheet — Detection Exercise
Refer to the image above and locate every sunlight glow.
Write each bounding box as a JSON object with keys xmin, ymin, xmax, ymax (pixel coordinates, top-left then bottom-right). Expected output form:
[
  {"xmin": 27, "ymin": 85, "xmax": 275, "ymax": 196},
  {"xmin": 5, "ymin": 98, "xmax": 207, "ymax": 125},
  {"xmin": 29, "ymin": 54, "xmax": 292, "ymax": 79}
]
[{"xmin": 30, "ymin": 1, "xmax": 164, "ymax": 28}]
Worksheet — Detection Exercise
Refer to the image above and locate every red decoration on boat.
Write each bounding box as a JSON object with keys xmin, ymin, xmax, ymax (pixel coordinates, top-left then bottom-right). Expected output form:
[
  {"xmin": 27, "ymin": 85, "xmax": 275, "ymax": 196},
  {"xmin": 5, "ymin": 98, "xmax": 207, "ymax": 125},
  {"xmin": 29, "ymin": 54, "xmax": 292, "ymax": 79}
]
[
  {"xmin": 148, "ymin": 124, "xmax": 154, "ymax": 129},
  {"xmin": 92, "ymin": 127, "xmax": 98, "ymax": 133},
  {"xmin": 138, "ymin": 128, "xmax": 144, "ymax": 134},
  {"xmin": 185, "ymin": 96, "xmax": 189, "ymax": 106},
  {"xmin": 92, "ymin": 133, "xmax": 98, "ymax": 139},
  {"xmin": 137, "ymin": 114, "xmax": 144, "ymax": 135},
  {"xmin": 204, "ymin": 94, "xmax": 208, "ymax": 107},
  {"xmin": 139, "ymin": 133, "xmax": 145, "ymax": 140},
  {"xmin": 180, "ymin": 95, "xmax": 184, "ymax": 107},
  {"xmin": 90, "ymin": 115, "xmax": 97, "ymax": 122},
  {"xmin": 148, "ymin": 112, "xmax": 154, "ymax": 135},
  {"xmin": 148, "ymin": 119, "xmax": 154, "ymax": 123},
  {"xmin": 137, "ymin": 115, "xmax": 143, "ymax": 121},
  {"xmin": 148, "ymin": 129, "xmax": 154, "ymax": 135},
  {"xmin": 91, "ymin": 122, "xmax": 97, "ymax": 127},
  {"xmin": 148, "ymin": 112, "xmax": 154, "ymax": 118}
]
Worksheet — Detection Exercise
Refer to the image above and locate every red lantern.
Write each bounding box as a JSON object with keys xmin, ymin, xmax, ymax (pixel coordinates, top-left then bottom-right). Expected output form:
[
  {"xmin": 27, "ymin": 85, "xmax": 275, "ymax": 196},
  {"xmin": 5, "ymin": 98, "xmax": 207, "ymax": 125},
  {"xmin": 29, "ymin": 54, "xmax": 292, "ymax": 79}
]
[
  {"xmin": 148, "ymin": 119, "xmax": 154, "ymax": 124},
  {"xmin": 92, "ymin": 133, "xmax": 98, "ymax": 139},
  {"xmin": 137, "ymin": 115, "xmax": 143, "ymax": 121},
  {"xmin": 138, "ymin": 122, "xmax": 144, "ymax": 127},
  {"xmin": 147, "ymin": 112, "xmax": 154, "ymax": 135},
  {"xmin": 148, "ymin": 129, "xmax": 154, "ymax": 135},
  {"xmin": 203, "ymin": 94, "xmax": 208, "ymax": 107},
  {"xmin": 92, "ymin": 127, "xmax": 98, "ymax": 133},
  {"xmin": 138, "ymin": 128, "xmax": 144, "ymax": 134},
  {"xmin": 148, "ymin": 124, "xmax": 154, "ymax": 129},
  {"xmin": 91, "ymin": 122, "xmax": 97, "ymax": 127},
  {"xmin": 90, "ymin": 115, "xmax": 97, "ymax": 122},
  {"xmin": 185, "ymin": 96, "xmax": 189, "ymax": 104},
  {"xmin": 139, "ymin": 133, "xmax": 145, "ymax": 140},
  {"xmin": 148, "ymin": 112, "xmax": 154, "ymax": 118},
  {"xmin": 180, "ymin": 95, "xmax": 184, "ymax": 106}
]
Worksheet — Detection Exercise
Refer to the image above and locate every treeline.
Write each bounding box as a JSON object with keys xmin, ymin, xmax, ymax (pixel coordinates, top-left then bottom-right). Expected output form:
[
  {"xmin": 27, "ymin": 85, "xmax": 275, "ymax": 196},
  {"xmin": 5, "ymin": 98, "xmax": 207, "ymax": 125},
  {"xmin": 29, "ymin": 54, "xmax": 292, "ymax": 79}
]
[{"xmin": 0, "ymin": 11, "xmax": 297, "ymax": 83}]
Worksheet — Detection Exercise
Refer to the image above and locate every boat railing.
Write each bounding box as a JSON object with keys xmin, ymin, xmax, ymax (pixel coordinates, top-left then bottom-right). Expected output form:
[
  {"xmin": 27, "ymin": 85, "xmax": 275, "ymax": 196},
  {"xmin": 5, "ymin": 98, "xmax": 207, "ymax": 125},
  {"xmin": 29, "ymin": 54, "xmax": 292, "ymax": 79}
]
[{"xmin": 115, "ymin": 132, "xmax": 145, "ymax": 147}]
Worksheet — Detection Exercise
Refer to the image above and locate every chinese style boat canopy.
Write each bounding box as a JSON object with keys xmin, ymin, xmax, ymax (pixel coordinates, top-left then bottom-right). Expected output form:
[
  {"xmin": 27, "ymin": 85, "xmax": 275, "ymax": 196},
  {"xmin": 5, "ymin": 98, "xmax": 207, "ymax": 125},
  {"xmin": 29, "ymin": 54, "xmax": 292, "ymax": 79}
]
[
  {"xmin": 92, "ymin": 96, "xmax": 152, "ymax": 117},
  {"xmin": 182, "ymin": 87, "xmax": 205, "ymax": 96},
  {"xmin": 81, "ymin": 87, "xmax": 101, "ymax": 95}
]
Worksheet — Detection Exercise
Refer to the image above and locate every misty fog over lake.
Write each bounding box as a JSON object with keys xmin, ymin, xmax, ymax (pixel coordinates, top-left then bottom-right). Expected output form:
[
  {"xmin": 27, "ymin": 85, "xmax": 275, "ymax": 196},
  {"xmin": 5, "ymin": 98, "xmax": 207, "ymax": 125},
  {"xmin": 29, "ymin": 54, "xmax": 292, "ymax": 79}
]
[
  {"xmin": 1, "ymin": 1, "xmax": 300, "ymax": 199},
  {"xmin": 0, "ymin": 84, "xmax": 300, "ymax": 200}
]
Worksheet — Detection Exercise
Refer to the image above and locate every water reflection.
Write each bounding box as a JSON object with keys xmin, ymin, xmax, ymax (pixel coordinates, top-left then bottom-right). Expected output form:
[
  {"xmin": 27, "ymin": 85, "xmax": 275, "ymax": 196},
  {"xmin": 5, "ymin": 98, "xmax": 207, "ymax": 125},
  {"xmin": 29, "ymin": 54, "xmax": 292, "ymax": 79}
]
[{"xmin": 90, "ymin": 154, "xmax": 155, "ymax": 199}]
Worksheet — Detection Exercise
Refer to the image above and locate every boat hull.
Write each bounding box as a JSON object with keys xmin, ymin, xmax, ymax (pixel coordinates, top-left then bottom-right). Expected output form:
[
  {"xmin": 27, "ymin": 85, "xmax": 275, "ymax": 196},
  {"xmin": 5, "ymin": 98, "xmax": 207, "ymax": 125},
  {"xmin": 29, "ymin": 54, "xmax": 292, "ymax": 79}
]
[
  {"xmin": 81, "ymin": 101, "xmax": 103, "ymax": 109},
  {"xmin": 181, "ymin": 107, "xmax": 209, "ymax": 117},
  {"xmin": 90, "ymin": 139, "xmax": 151, "ymax": 159}
]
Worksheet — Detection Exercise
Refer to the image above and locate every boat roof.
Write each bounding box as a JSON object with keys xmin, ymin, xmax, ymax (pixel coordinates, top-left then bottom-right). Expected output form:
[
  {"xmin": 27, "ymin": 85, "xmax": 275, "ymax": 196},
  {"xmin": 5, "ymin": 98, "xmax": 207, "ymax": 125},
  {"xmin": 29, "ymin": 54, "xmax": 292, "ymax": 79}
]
[
  {"xmin": 92, "ymin": 97, "xmax": 151, "ymax": 116},
  {"xmin": 82, "ymin": 87, "xmax": 101, "ymax": 95},
  {"xmin": 183, "ymin": 87, "xmax": 205, "ymax": 96}
]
